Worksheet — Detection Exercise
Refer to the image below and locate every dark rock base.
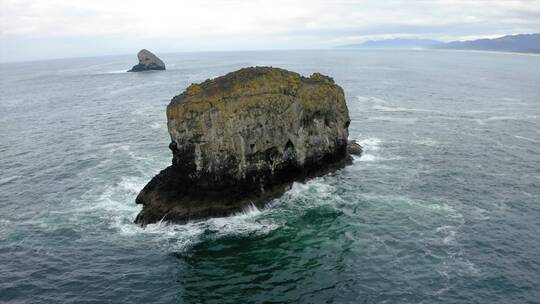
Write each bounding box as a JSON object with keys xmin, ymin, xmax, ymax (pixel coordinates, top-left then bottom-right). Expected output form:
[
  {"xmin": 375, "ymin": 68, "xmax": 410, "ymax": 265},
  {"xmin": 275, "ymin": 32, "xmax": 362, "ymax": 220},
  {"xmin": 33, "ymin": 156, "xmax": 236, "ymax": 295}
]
[
  {"xmin": 127, "ymin": 63, "xmax": 166, "ymax": 72},
  {"xmin": 134, "ymin": 145, "xmax": 359, "ymax": 226},
  {"xmin": 347, "ymin": 140, "xmax": 363, "ymax": 156}
]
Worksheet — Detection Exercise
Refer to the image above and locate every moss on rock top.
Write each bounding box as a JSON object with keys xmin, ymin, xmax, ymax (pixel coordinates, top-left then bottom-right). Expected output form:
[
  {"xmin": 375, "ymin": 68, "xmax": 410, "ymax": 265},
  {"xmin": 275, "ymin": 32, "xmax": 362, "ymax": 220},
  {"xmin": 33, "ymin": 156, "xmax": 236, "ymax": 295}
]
[{"xmin": 167, "ymin": 67, "xmax": 345, "ymax": 120}]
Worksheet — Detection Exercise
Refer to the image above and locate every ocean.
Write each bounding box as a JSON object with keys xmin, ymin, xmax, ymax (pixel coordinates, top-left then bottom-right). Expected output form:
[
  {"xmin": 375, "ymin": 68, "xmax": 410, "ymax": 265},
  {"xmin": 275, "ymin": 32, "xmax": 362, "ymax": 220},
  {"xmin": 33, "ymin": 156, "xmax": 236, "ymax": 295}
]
[{"xmin": 1, "ymin": 49, "xmax": 539, "ymax": 303}]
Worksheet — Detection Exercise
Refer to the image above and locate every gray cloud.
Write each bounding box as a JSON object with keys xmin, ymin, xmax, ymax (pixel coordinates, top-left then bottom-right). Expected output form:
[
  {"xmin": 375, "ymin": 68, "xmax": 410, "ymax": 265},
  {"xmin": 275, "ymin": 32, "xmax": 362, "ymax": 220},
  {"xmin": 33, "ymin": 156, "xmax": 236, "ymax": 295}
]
[{"xmin": 1, "ymin": 0, "xmax": 539, "ymax": 62}]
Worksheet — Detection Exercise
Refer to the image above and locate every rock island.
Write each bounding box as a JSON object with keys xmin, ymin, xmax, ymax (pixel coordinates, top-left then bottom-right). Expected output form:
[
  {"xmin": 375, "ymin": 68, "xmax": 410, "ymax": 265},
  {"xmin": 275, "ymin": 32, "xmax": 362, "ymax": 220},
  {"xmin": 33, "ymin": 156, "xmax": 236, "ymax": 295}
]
[
  {"xmin": 135, "ymin": 67, "xmax": 361, "ymax": 225},
  {"xmin": 128, "ymin": 49, "xmax": 166, "ymax": 72}
]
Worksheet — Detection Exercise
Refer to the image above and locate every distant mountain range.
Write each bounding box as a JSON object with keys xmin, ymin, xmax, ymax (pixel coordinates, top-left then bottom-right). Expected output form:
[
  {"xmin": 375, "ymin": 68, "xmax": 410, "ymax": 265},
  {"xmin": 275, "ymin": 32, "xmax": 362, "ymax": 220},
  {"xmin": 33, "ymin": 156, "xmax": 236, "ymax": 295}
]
[
  {"xmin": 338, "ymin": 34, "xmax": 540, "ymax": 54},
  {"xmin": 339, "ymin": 38, "xmax": 442, "ymax": 49},
  {"xmin": 436, "ymin": 33, "xmax": 540, "ymax": 53}
]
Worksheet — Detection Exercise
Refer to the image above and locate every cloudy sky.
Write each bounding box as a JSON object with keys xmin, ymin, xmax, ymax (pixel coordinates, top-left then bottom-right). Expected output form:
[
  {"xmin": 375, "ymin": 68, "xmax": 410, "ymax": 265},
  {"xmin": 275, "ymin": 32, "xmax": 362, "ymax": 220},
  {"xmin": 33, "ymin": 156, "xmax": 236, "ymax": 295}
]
[{"xmin": 1, "ymin": 0, "xmax": 540, "ymax": 62}]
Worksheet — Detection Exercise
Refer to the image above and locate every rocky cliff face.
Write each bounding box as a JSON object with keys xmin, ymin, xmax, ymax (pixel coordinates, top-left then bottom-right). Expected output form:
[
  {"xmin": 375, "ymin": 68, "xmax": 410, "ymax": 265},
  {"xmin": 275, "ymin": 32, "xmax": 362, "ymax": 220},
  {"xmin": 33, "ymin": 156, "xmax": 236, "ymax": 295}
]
[
  {"xmin": 128, "ymin": 49, "xmax": 166, "ymax": 72},
  {"xmin": 135, "ymin": 67, "xmax": 359, "ymax": 225}
]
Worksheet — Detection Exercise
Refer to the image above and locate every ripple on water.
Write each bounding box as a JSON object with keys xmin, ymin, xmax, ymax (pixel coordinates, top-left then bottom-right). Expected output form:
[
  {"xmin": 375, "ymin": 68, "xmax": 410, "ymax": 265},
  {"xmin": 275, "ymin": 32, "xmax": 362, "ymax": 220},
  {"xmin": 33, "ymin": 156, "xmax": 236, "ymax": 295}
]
[{"xmin": 2, "ymin": 49, "xmax": 540, "ymax": 304}]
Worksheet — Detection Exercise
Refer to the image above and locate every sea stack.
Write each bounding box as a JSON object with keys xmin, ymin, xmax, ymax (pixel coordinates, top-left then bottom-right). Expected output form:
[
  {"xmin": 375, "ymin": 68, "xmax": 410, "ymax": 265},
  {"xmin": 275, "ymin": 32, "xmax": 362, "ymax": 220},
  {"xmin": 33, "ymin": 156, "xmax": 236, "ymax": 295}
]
[
  {"xmin": 127, "ymin": 49, "xmax": 166, "ymax": 72},
  {"xmin": 135, "ymin": 67, "xmax": 360, "ymax": 225}
]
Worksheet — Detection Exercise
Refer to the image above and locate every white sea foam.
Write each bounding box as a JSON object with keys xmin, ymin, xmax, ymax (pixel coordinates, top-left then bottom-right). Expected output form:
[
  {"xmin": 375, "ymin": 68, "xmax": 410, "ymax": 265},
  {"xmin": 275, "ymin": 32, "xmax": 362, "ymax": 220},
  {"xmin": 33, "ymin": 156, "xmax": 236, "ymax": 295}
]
[
  {"xmin": 240, "ymin": 202, "xmax": 261, "ymax": 214},
  {"xmin": 357, "ymin": 154, "xmax": 379, "ymax": 162},
  {"xmin": 353, "ymin": 137, "xmax": 383, "ymax": 162},
  {"xmin": 98, "ymin": 176, "xmax": 279, "ymax": 252},
  {"xmin": 414, "ymin": 137, "xmax": 439, "ymax": 147},
  {"xmin": 107, "ymin": 145, "xmax": 130, "ymax": 153},
  {"xmin": 76, "ymin": 134, "xmax": 363, "ymax": 251},
  {"xmin": 283, "ymin": 180, "xmax": 336, "ymax": 204},
  {"xmin": 144, "ymin": 205, "xmax": 278, "ymax": 252},
  {"xmin": 67, "ymin": 175, "xmax": 144, "ymax": 225},
  {"xmin": 359, "ymin": 137, "xmax": 382, "ymax": 151},
  {"xmin": 103, "ymin": 69, "xmax": 127, "ymax": 74},
  {"xmin": 90, "ymin": 177, "xmax": 145, "ymax": 214}
]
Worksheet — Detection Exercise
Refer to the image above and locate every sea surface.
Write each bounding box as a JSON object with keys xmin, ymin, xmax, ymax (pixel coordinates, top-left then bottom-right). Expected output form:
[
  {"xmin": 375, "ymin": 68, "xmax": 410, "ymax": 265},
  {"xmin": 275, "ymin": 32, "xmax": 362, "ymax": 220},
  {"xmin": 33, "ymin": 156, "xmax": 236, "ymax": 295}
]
[{"xmin": 1, "ymin": 50, "xmax": 539, "ymax": 303}]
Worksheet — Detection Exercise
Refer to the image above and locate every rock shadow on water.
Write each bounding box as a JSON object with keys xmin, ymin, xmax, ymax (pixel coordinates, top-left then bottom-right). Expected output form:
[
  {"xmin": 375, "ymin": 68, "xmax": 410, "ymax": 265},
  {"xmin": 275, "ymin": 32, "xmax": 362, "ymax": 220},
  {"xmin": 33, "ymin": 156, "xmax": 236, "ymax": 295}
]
[{"xmin": 167, "ymin": 205, "xmax": 348, "ymax": 303}]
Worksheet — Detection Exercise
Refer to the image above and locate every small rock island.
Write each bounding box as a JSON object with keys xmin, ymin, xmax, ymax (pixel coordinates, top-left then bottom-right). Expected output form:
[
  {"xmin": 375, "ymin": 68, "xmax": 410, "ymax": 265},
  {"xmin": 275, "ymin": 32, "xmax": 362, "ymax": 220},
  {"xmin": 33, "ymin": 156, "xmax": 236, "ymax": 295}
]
[
  {"xmin": 127, "ymin": 49, "xmax": 166, "ymax": 72},
  {"xmin": 135, "ymin": 67, "xmax": 361, "ymax": 225}
]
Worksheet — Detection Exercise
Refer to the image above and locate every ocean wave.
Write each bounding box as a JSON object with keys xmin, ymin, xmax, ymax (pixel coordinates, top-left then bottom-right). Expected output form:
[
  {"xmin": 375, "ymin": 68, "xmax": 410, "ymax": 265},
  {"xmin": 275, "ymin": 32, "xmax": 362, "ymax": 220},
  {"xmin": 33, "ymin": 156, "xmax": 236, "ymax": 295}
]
[
  {"xmin": 0, "ymin": 175, "xmax": 20, "ymax": 186},
  {"xmin": 465, "ymin": 206, "xmax": 490, "ymax": 221},
  {"xmin": 89, "ymin": 176, "xmax": 145, "ymax": 214},
  {"xmin": 127, "ymin": 151, "xmax": 151, "ymax": 161},
  {"xmin": 436, "ymin": 225, "xmax": 458, "ymax": 245},
  {"xmin": 286, "ymin": 180, "xmax": 336, "ymax": 200},
  {"xmin": 357, "ymin": 154, "xmax": 380, "ymax": 162},
  {"xmin": 115, "ymin": 203, "xmax": 278, "ymax": 252},
  {"xmin": 355, "ymin": 193, "xmax": 478, "ymax": 279},
  {"xmin": 356, "ymin": 96, "xmax": 386, "ymax": 104},
  {"xmin": 359, "ymin": 193, "xmax": 463, "ymax": 219},
  {"xmin": 359, "ymin": 137, "xmax": 382, "ymax": 151},
  {"xmin": 437, "ymin": 257, "xmax": 480, "ymax": 281},
  {"xmin": 372, "ymin": 104, "xmax": 441, "ymax": 113},
  {"xmin": 106, "ymin": 144, "xmax": 130, "ymax": 154},
  {"xmin": 356, "ymin": 96, "xmax": 441, "ymax": 115},
  {"xmin": 501, "ymin": 97, "xmax": 521, "ymax": 102},
  {"xmin": 149, "ymin": 122, "xmax": 163, "ymax": 130},
  {"xmin": 514, "ymin": 135, "xmax": 538, "ymax": 143},
  {"xmin": 367, "ymin": 116, "xmax": 418, "ymax": 124},
  {"xmin": 354, "ymin": 137, "xmax": 384, "ymax": 162},
  {"xmin": 413, "ymin": 136, "xmax": 439, "ymax": 147},
  {"xmin": 102, "ymin": 69, "xmax": 127, "ymax": 74},
  {"xmin": 74, "ymin": 172, "xmax": 279, "ymax": 252},
  {"xmin": 486, "ymin": 115, "xmax": 522, "ymax": 121},
  {"xmin": 476, "ymin": 115, "xmax": 539, "ymax": 125}
]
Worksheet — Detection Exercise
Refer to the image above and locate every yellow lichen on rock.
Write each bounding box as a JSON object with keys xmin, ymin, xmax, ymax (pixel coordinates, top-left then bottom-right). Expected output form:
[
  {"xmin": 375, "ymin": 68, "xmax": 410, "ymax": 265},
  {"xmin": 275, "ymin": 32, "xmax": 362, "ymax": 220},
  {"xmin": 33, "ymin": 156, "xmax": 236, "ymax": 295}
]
[{"xmin": 186, "ymin": 83, "xmax": 202, "ymax": 96}]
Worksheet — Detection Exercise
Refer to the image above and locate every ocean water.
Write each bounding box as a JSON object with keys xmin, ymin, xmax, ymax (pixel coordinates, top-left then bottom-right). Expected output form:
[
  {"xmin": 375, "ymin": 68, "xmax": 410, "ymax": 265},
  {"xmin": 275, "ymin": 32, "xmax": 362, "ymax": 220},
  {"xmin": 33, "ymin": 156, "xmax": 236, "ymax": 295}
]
[{"xmin": 0, "ymin": 49, "xmax": 539, "ymax": 303}]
